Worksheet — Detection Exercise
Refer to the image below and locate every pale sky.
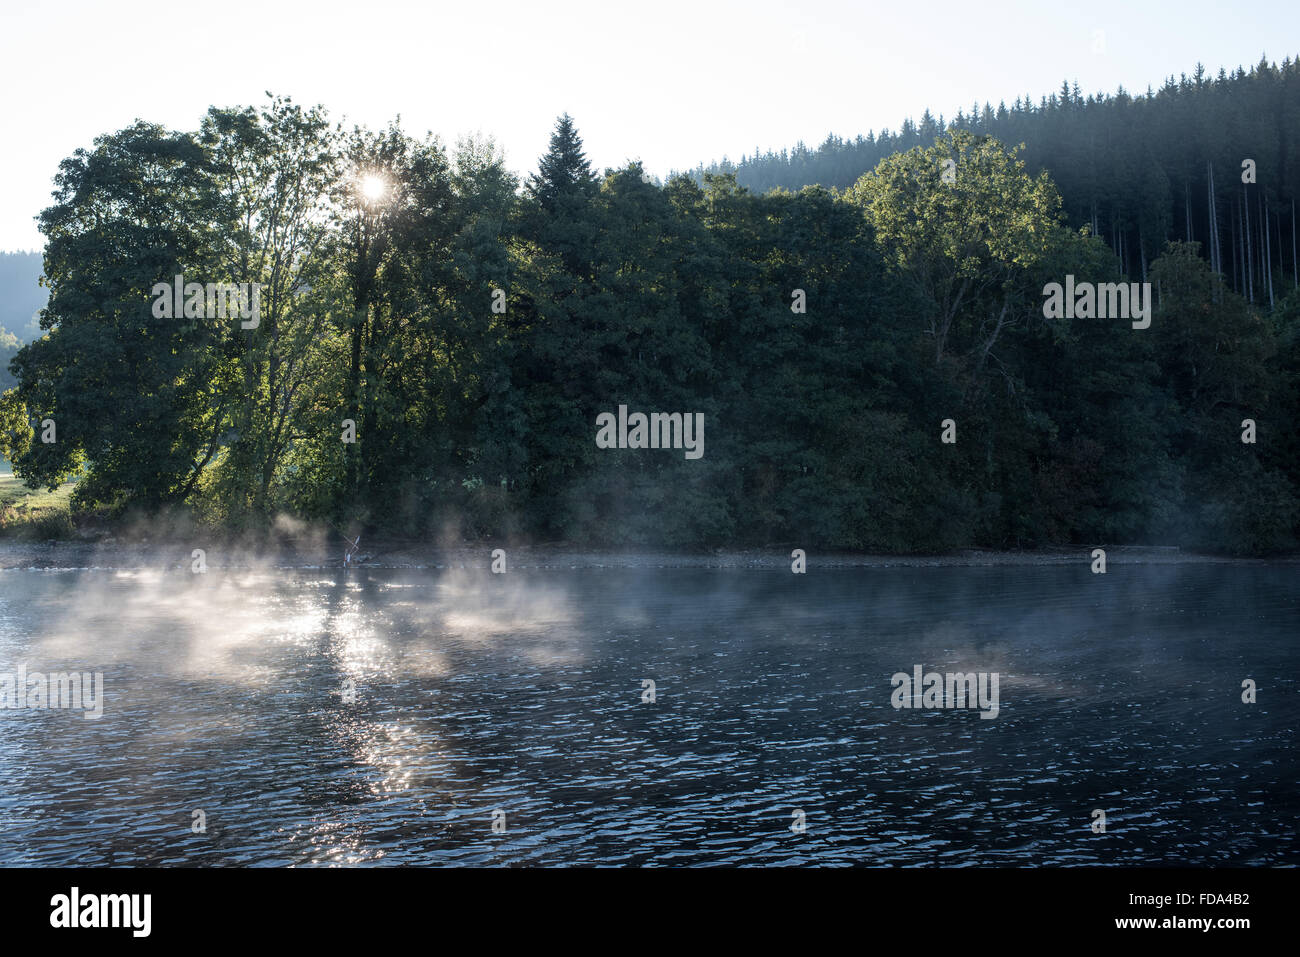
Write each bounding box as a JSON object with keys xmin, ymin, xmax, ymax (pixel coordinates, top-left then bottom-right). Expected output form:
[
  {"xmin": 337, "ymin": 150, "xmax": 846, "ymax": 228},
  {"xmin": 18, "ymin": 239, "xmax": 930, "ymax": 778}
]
[{"xmin": 2, "ymin": 0, "xmax": 1297, "ymax": 251}]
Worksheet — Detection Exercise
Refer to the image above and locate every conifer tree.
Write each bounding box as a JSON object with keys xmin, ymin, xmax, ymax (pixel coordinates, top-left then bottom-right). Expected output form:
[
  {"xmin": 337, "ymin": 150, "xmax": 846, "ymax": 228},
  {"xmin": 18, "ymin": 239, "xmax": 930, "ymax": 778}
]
[{"xmin": 526, "ymin": 113, "xmax": 597, "ymax": 213}]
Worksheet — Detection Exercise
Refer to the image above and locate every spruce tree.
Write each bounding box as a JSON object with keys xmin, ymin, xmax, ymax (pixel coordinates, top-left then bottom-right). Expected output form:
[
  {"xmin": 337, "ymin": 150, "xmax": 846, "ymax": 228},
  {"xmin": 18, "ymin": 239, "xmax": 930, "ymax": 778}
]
[{"xmin": 527, "ymin": 113, "xmax": 597, "ymax": 213}]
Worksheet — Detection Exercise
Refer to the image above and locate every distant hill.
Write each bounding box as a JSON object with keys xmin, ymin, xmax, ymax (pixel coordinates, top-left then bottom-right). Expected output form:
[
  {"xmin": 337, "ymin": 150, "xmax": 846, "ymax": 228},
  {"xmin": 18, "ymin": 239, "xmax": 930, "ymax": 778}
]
[
  {"xmin": 0, "ymin": 250, "xmax": 45, "ymax": 341},
  {"xmin": 0, "ymin": 250, "xmax": 45, "ymax": 390}
]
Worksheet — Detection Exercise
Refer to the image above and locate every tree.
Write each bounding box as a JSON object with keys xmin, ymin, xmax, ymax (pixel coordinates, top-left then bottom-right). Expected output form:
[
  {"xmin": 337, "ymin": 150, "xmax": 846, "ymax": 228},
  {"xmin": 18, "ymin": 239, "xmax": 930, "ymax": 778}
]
[
  {"xmin": 334, "ymin": 123, "xmax": 455, "ymax": 520},
  {"xmin": 526, "ymin": 113, "xmax": 597, "ymax": 214},
  {"xmin": 1, "ymin": 122, "xmax": 222, "ymax": 507},
  {"xmin": 846, "ymin": 131, "xmax": 1071, "ymax": 380},
  {"xmin": 198, "ymin": 96, "xmax": 341, "ymax": 519},
  {"xmin": 1150, "ymin": 242, "xmax": 1296, "ymax": 551}
]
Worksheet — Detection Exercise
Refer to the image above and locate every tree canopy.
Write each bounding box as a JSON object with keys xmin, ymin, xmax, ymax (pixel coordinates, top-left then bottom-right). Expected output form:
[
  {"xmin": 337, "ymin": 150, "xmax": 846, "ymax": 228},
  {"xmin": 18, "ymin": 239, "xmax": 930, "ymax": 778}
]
[{"xmin": 3, "ymin": 96, "xmax": 1297, "ymax": 555}]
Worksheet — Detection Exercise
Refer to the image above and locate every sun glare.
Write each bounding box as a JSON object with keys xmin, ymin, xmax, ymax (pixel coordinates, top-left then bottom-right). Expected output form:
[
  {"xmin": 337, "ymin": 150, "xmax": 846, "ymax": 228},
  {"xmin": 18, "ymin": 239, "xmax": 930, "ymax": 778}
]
[{"xmin": 359, "ymin": 174, "xmax": 387, "ymax": 202}]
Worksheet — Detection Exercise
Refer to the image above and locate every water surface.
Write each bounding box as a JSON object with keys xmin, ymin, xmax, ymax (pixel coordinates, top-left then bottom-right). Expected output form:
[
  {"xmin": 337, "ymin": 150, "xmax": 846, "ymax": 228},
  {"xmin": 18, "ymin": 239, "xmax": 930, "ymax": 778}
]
[{"xmin": 0, "ymin": 563, "xmax": 1294, "ymax": 865}]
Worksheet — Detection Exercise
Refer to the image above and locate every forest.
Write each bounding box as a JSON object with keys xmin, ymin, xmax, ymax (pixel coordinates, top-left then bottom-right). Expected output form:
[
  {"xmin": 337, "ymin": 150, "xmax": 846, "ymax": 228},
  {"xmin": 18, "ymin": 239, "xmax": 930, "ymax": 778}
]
[
  {"xmin": 1, "ymin": 65, "xmax": 1297, "ymax": 554},
  {"xmin": 690, "ymin": 56, "xmax": 1300, "ymax": 307}
]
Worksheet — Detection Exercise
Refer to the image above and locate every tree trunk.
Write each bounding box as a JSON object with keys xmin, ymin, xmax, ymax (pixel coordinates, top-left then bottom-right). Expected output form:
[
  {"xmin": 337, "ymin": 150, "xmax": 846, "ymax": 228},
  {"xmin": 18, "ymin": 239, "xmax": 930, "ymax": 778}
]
[
  {"xmin": 1244, "ymin": 185, "xmax": 1254, "ymax": 303},
  {"xmin": 1206, "ymin": 163, "xmax": 1216, "ymax": 275},
  {"xmin": 1264, "ymin": 194, "xmax": 1274, "ymax": 310},
  {"xmin": 1278, "ymin": 200, "xmax": 1288, "ymax": 294},
  {"xmin": 345, "ymin": 301, "xmax": 365, "ymax": 503},
  {"xmin": 1228, "ymin": 198, "xmax": 1234, "ymax": 292},
  {"xmin": 1293, "ymin": 199, "xmax": 1298, "ymax": 290},
  {"xmin": 1232, "ymin": 198, "xmax": 1240, "ymax": 294}
]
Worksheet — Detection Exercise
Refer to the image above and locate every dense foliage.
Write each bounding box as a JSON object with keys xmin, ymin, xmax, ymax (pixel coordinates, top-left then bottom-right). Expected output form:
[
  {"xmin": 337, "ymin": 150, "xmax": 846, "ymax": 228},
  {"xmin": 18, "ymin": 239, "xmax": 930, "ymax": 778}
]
[{"xmin": 2, "ymin": 97, "xmax": 1296, "ymax": 553}]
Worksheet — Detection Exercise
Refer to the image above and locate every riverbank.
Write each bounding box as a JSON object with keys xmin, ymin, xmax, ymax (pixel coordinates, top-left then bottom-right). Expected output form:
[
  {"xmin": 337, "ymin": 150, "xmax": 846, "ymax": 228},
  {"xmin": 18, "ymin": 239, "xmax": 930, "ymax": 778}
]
[{"xmin": 0, "ymin": 540, "xmax": 1291, "ymax": 570}]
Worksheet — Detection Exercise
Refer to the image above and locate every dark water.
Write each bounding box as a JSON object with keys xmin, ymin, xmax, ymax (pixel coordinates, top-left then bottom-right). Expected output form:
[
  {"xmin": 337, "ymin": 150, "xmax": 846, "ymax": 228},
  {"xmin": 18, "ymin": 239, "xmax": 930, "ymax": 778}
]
[{"xmin": 0, "ymin": 562, "xmax": 1295, "ymax": 866}]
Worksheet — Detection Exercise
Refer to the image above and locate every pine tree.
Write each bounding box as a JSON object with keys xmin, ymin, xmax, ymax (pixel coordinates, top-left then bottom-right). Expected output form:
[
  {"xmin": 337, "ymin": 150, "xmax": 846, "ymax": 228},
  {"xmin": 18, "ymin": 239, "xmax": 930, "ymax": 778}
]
[{"xmin": 527, "ymin": 113, "xmax": 597, "ymax": 213}]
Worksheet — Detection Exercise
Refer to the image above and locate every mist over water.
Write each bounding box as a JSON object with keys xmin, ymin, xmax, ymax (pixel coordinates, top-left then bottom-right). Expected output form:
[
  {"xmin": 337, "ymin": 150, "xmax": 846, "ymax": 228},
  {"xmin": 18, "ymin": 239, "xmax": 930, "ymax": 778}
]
[{"xmin": 0, "ymin": 563, "xmax": 1294, "ymax": 866}]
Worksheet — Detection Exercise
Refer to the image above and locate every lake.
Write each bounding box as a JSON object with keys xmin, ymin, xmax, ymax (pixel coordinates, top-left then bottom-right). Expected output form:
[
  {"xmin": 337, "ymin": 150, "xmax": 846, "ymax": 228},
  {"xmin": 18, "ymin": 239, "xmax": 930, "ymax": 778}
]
[{"xmin": 0, "ymin": 562, "xmax": 1295, "ymax": 866}]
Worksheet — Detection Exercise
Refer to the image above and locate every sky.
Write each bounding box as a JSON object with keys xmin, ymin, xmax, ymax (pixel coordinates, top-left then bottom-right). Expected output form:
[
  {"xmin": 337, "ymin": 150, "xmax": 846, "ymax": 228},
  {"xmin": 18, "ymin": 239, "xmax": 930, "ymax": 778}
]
[{"xmin": 2, "ymin": 0, "xmax": 1299, "ymax": 251}]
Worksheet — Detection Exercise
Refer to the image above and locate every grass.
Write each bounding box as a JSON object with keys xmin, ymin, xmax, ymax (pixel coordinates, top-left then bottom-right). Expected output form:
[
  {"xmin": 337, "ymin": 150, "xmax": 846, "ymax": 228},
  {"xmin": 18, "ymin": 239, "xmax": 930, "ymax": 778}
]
[{"xmin": 0, "ymin": 468, "xmax": 78, "ymax": 538}]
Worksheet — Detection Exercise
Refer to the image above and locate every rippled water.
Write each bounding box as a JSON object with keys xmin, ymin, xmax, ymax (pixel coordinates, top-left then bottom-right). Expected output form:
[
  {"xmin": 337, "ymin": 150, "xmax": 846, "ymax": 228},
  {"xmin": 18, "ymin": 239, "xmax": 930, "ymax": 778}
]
[{"xmin": 0, "ymin": 562, "xmax": 1295, "ymax": 866}]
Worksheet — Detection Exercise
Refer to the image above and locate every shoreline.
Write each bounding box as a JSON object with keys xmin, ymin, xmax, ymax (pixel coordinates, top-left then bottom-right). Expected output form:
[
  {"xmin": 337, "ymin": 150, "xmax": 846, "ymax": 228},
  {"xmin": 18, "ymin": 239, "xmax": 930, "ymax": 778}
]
[{"xmin": 0, "ymin": 541, "xmax": 1292, "ymax": 570}]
